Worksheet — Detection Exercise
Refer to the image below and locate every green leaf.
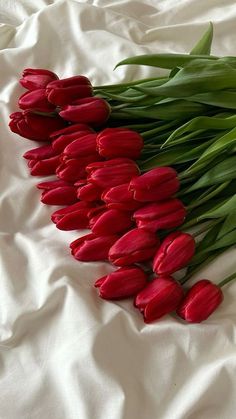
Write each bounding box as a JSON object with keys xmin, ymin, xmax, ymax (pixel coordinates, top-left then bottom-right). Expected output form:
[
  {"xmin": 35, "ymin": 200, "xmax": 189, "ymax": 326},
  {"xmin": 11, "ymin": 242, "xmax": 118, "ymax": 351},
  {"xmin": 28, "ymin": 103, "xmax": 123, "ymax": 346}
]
[
  {"xmin": 186, "ymin": 155, "xmax": 236, "ymax": 192},
  {"xmin": 198, "ymin": 194, "xmax": 236, "ymax": 220},
  {"xmin": 114, "ymin": 54, "xmax": 218, "ymax": 70},
  {"xmin": 217, "ymin": 212, "xmax": 236, "ymax": 239},
  {"xmin": 206, "ymin": 228, "xmax": 236, "ymax": 251},
  {"xmin": 197, "ymin": 221, "xmax": 223, "ymax": 252},
  {"xmin": 190, "ymin": 22, "xmax": 213, "ymax": 55},
  {"xmin": 187, "ymin": 91, "xmax": 236, "ymax": 109}
]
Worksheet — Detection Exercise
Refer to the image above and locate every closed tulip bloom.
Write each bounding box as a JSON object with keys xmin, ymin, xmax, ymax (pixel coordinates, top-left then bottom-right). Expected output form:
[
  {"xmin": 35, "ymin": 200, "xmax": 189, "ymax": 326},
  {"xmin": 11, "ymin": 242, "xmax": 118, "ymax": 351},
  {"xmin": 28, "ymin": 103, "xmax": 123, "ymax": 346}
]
[
  {"xmin": 87, "ymin": 158, "xmax": 140, "ymax": 189},
  {"xmin": 23, "ymin": 144, "xmax": 57, "ymax": 160},
  {"xmin": 77, "ymin": 182, "xmax": 103, "ymax": 202},
  {"xmin": 134, "ymin": 276, "xmax": 185, "ymax": 323},
  {"xmin": 55, "ymin": 205, "xmax": 93, "ymax": 230},
  {"xmin": 177, "ymin": 280, "xmax": 223, "ymax": 323},
  {"xmin": 97, "ymin": 128, "xmax": 143, "ymax": 159},
  {"xmin": 59, "ymin": 97, "xmax": 111, "ymax": 126},
  {"xmin": 95, "ymin": 266, "xmax": 148, "ymax": 300},
  {"xmin": 71, "ymin": 233, "xmax": 119, "ymax": 261},
  {"xmin": 88, "ymin": 205, "xmax": 107, "ymax": 228},
  {"xmin": 129, "ymin": 167, "xmax": 180, "ymax": 202},
  {"xmin": 133, "ymin": 199, "xmax": 186, "ymax": 232},
  {"xmin": 29, "ymin": 155, "xmax": 61, "ymax": 176},
  {"xmin": 51, "ymin": 201, "xmax": 91, "ymax": 223},
  {"xmin": 18, "ymin": 89, "xmax": 55, "ymax": 112},
  {"xmin": 37, "ymin": 179, "xmax": 72, "ymax": 190},
  {"xmin": 56, "ymin": 154, "xmax": 101, "ymax": 182},
  {"xmin": 153, "ymin": 231, "xmax": 195, "ymax": 275},
  {"xmin": 51, "ymin": 126, "xmax": 94, "ymax": 153},
  {"xmin": 92, "ymin": 209, "xmax": 133, "ymax": 235},
  {"xmin": 101, "ymin": 182, "xmax": 142, "ymax": 211},
  {"xmin": 41, "ymin": 185, "xmax": 78, "ymax": 205},
  {"xmin": 50, "ymin": 123, "xmax": 93, "ymax": 139},
  {"xmin": 109, "ymin": 228, "xmax": 159, "ymax": 266},
  {"xmin": 63, "ymin": 133, "xmax": 97, "ymax": 158},
  {"xmin": 9, "ymin": 111, "xmax": 66, "ymax": 141},
  {"xmin": 46, "ymin": 75, "xmax": 92, "ymax": 106},
  {"xmin": 20, "ymin": 68, "xmax": 58, "ymax": 90}
]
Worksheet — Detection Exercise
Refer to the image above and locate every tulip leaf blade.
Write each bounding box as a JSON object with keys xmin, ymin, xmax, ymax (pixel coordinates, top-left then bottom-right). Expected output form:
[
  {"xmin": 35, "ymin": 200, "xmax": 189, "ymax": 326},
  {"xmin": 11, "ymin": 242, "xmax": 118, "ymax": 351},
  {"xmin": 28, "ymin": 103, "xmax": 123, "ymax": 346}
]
[{"xmin": 190, "ymin": 22, "xmax": 213, "ymax": 55}]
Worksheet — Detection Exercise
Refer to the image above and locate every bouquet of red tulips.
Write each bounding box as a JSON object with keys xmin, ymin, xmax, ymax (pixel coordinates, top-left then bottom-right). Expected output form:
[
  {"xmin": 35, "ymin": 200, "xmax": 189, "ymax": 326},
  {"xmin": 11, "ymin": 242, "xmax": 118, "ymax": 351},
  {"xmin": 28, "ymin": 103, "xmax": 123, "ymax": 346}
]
[{"xmin": 9, "ymin": 23, "xmax": 236, "ymax": 324}]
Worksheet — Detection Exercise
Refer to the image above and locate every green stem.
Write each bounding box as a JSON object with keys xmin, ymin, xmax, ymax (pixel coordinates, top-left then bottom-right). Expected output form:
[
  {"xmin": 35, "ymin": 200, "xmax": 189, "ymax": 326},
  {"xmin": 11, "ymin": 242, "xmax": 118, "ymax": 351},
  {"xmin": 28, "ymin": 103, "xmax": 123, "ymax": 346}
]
[
  {"xmin": 93, "ymin": 77, "xmax": 161, "ymax": 90},
  {"xmin": 141, "ymin": 120, "xmax": 178, "ymax": 139},
  {"xmin": 191, "ymin": 219, "xmax": 221, "ymax": 238},
  {"xmin": 219, "ymin": 271, "xmax": 236, "ymax": 287},
  {"xmin": 186, "ymin": 181, "xmax": 230, "ymax": 211}
]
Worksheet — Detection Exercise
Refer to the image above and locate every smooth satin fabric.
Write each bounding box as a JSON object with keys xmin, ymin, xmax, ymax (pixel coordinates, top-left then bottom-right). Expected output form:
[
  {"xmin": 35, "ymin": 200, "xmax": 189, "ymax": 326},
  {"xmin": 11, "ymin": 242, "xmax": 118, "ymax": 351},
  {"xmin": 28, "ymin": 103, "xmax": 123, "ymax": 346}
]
[{"xmin": 0, "ymin": 1, "xmax": 236, "ymax": 418}]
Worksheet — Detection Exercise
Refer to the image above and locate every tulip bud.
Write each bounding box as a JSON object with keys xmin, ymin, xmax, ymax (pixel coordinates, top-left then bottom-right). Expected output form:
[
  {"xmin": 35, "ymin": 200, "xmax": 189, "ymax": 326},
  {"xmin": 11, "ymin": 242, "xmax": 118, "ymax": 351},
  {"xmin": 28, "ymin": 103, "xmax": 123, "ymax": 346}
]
[
  {"xmin": 55, "ymin": 204, "xmax": 93, "ymax": 230},
  {"xmin": 153, "ymin": 231, "xmax": 195, "ymax": 275},
  {"xmin": 9, "ymin": 111, "xmax": 66, "ymax": 141},
  {"xmin": 177, "ymin": 280, "xmax": 223, "ymax": 323},
  {"xmin": 23, "ymin": 144, "xmax": 57, "ymax": 161},
  {"xmin": 95, "ymin": 266, "xmax": 148, "ymax": 300},
  {"xmin": 133, "ymin": 199, "xmax": 186, "ymax": 232},
  {"xmin": 97, "ymin": 128, "xmax": 143, "ymax": 159},
  {"xmin": 59, "ymin": 97, "xmax": 111, "ymax": 126},
  {"xmin": 134, "ymin": 276, "xmax": 185, "ymax": 323},
  {"xmin": 77, "ymin": 182, "xmax": 103, "ymax": 202},
  {"xmin": 46, "ymin": 75, "xmax": 92, "ymax": 106},
  {"xmin": 109, "ymin": 228, "xmax": 159, "ymax": 266},
  {"xmin": 56, "ymin": 154, "xmax": 101, "ymax": 182},
  {"xmin": 63, "ymin": 133, "xmax": 97, "ymax": 158},
  {"xmin": 20, "ymin": 68, "xmax": 58, "ymax": 90},
  {"xmin": 37, "ymin": 179, "xmax": 71, "ymax": 190},
  {"xmin": 88, "ymin": 205, "xmax": 107, "ymax": 228},
  {"xmin": 87, "ymin": 158, "xmax": 140, "ymax": 189},
  {"xmin": 28, "ymin": 155, "xmax": 61, "ymax": 176},
  {"xmin": 18, "ymin": 89, "xmax": 55, "ymax": 112},
  {"xmin": 41, "ymin": 185, "xmax": 78, "ymax": 205},
  {"xmin": 101, "ymin": 182, "xmax": 142, "ymax": 211},
  {"xmin": 92, "ymin": 209, "xmax": 133, "ymax": 235},
  {"xmin": 51, "ymin": 201, "xmax": 90, "ymax": 223},
  {"xmin": 129, "ymin": 167, "xmax": 180, "ymax": 202},
  {"xmin": 51, "ymin": 126, "xmax": 94, "ymax": 153},
  {"xmin": 70, "ymin": 233, "xmax": 119, "ymax": 261}
]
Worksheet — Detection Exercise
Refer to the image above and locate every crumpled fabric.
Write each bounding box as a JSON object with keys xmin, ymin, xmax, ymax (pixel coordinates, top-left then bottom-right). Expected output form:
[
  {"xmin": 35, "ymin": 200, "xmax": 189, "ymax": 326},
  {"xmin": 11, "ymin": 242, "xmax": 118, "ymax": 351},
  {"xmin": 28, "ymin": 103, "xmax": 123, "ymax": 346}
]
[{"xmin": 1, "ymin": 1, "xmax": 236, "ymax": 418}]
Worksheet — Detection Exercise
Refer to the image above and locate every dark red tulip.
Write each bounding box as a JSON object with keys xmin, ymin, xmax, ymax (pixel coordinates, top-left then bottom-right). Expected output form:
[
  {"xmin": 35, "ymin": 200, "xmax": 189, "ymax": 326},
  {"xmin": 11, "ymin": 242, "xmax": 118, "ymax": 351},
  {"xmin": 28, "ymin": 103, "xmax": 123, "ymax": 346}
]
[
  {"xmin": 95, "ymin": 266, "xmax": 148, "ymax": 300},
  {"xmin": 29, "ymin": 155, "xmax": 61, "ymax": 176},
  {"xmin": 56, "ymin": 154, "xmax": 101, "ymax": 182},
  {"xmin": 9, "ymin": 111, "xmax": 66, "ymax": 141},
  {"xmin": 97, "ymin": 128, "xmax": 143, "ymax": 159},
  {"xmin": 41, "ymin": 185, "xmax": 78, "ymax": 205},
  {"xmin": 63, "ymin": 133, "xmax": 97, "ymax": 158},
  {"xmin": 20, "ymin": 68, "xmax": 58, "ymax": 90},
  {"xmin": 153, "ymin": 231, "xmax": 195, "ymax": 275},
  {"xmin": 87, "ymin": 158, "xmax": 140, "ymax": 189},
  {"xmin": 37, "ymin": 179, "xmax": 72, "ymax": 190},
  {"xmin": 51, "ymin": 125, "xmax": 94, "ymax": 153},
  {"xmin": 46, "ymin": 75, "xmax": 92, "ymax": 106},
  {"xmin": 133, "ymin": 199, "xmax": 186, "ymax": 232},
  {"xmin": 101, "ymin": 182, "xmax": 142, "ymax": 211},
  {"xmin": 18, "ymin": 89, "xmax": 55, "ymax": 112},
  {"xmin": 59, "ymin": 97, "xmax": 111, "ymax": 126},
  {"xmin": 70, "ymin": 233, "xmax": 119, "ymax": 261},
  {"xmin": 88, "ymin": 205, "xmax": 107, "ymax": 228},
  {"xmin": 54, "ymin": 204, "xmax": 93, "ymax": 230},
  {"xmin": 23, "ymin": 144, "xmax": 57, "ymax": 160},
  {"xmin": 109, "ymin": 228, "xmax": 159, "ymax": 266},
  {"xmin": 92, "ymin": 209, "xmax": 133, "ymax": 235},
  {"xmin": 51, "ymin": 201, "xmax": 91, "ymax": 224},
  {"xmin": 129, "ymin": 167, "xmax": 180, "ymax": 202},
  {"xmin": 77, "ymin": 182, "xmax": 103, "ymax": 202},
  {"xmin": 134, "ymin": 276, "xmax": 185, "ymax": 323},
  {"xmin": 177, "ymin": 280, "xmax": 223, "ymax": 323}
]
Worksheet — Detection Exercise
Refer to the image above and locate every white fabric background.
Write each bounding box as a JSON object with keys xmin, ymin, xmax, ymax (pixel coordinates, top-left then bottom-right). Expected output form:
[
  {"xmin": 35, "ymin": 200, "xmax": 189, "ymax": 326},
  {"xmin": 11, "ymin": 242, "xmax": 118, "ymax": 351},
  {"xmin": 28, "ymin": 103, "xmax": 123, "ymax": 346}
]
[{"xmin": 1, "ymin": 1, "xmax": 236, "ymax": 418}]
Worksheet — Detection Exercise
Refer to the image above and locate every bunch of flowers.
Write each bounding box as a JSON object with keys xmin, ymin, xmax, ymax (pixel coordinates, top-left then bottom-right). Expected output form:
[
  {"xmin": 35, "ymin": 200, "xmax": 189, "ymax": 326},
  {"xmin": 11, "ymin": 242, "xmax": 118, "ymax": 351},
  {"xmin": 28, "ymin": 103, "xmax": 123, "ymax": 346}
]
[{"xmin": 9, "ymin": 24, "xmax": 236, "ymax": 324}]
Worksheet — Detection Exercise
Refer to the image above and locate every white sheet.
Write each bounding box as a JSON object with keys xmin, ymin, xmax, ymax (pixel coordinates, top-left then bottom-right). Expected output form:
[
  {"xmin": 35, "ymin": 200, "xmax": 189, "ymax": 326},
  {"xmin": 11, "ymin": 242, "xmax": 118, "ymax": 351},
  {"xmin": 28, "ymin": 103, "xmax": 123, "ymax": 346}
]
[{"xmin": 1, "ymin": 1, "xmax": 236, "ymax": 418}]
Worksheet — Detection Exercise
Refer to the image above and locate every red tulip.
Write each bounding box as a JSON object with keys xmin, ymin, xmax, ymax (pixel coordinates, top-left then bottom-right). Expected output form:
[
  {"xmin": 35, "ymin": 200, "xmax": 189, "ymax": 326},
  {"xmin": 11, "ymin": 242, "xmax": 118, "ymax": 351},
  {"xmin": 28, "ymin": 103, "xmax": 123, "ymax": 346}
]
[
  {"xmin": 23, "ymin": 144, "xmax": 57, "ymax": 160},
  {"xmin": 87, "ymin": 158, "xmax": 140, "ymax": 189},
  {"xmin": 20, "ymin": 68, "xmax": 58, "ymax": 90},
  {"xmin": 70, "ymin": 233, "xmax": 119, "ymax": 261},
  {"xmin": 133, "ymin": 199, "xmax": 186, "ymax": 232},
  {"xmin": 88, "ymin": 205, "xmax": 107, "ymax": 228},
  {"xmin": 29, "ymin": 155, "xmax": 61, "ymax": 176},
  {"xmin": 37, "ymin": 179, "xmax": 71, "ymax": 190},
  {"xmin": 51, "ymin": 126, "xmax": 94, "ymax": 153},
  {"xmin": 56, "ymin": 154, "xmax": 101, "ymax": 182},
  {"xmin": 18, "ymin": 89, "xmax": 55, "ymax": 112},
  {"xmin": 9, "ymin": 111, "xmax": 66, "ymax": 141},
  {"xmin": 54, "ymin": 204, "xmax": 92, "ymax": 230},
  {"xmin": 51, "ymin": 201, "xmax": 91, "ymax": 223},
  {"xmin": 41, "ymin": 185, "xmax": 78, "ymax": 205},
  {"xmin": 59, "ymin": 97, "xmax": 111, "ymax": 126},
  {"xmin": 97, "ymin": 128, "xmax": 143, "ymax": 159},
  {"xmin": 77, "ymin": 182, "xmax": 103, "ymax": 202},
  {"xmin": 177, "ymin": 280, "xmax": 223, "ymax": 323},
  {"xmin": 63, "ymin": 133, "xmax": 97, "ymax": 158},
  {"xmin": 129, "ymin": 167, "xmax": 180, "ymax": 202},
  {"xmin": 92, "ymin": 209, "xmax": 133, "ymax": 235},
  {"xmin": 46, "ymin": 75, "xmax": 92, "ymax": 106},
  {"xmin": 134, "ymin": 276, "xmax": 185, "ymax": 323},
  {"xmin": 109, "ymin": 228, "xmax": 159, "ymax": 266},
  {"xmin": 95, "ymin": 266, "xmax": 148, "ymax": 300},
  {"xmin": 153, "ymin": 231, "xmax": 195, "ymax": 275},
  {"xmin": 101, "ymin": 182, "xmax": 142, "ymax": 211}
]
